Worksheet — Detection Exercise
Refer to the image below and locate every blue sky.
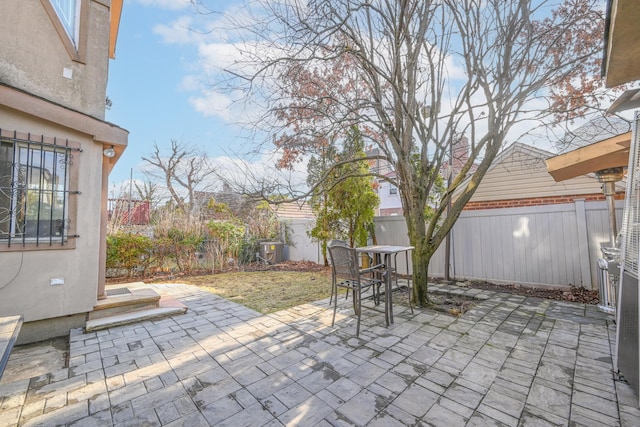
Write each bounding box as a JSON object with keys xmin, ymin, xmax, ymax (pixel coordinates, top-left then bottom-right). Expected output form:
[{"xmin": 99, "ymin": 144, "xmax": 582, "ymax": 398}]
[
  {"xmin": 104, "ymin": 0, "xmax": 629, "ymax": 197},
  {"xmin": 105, "ymin": 0, "xmax": 246, "ymax": 190}
]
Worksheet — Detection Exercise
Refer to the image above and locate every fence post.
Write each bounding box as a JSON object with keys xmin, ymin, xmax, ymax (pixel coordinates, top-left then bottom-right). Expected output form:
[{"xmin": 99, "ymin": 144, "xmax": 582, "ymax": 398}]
[{"xmin": 574, "ymin": 199, "xmax": 593, "ymax": 288}]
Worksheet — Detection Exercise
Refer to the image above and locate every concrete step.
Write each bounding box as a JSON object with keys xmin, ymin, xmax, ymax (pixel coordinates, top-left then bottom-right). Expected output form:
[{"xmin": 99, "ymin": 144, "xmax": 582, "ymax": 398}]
[
  {"xmin": 0, "ymin": 315, "xmax": 23, "ymax": 381},
  {"xmin": 89, "ymin": 286, "xmax": 161, "ymax": 320},
  {"xmin": 86, "ymin": 296, "xmax": 187, "ymax": 332}
]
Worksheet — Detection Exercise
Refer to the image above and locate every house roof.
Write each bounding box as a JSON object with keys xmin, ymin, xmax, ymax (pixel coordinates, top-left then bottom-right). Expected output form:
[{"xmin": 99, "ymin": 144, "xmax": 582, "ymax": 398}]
[
  {"xmin": 482, "ymin": 142, "xmax": 555, "ymax": 175},
  {"xmin": 275, "ymin": 202, "xmax": 314, "ymax": 219},
  {"xmin": 556, "ymin": 116, "xmax": 631, "ymax": 153},
  {"xmin": 546, "ymin": 131, "xmax": 631, "ymax": 182}
]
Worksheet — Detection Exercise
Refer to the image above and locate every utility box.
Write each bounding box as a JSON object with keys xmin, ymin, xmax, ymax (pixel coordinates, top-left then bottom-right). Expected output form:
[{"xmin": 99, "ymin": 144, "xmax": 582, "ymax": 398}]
[{"xmin": 259, "ymin": 241, "xmax": 284, "ymax": 264}]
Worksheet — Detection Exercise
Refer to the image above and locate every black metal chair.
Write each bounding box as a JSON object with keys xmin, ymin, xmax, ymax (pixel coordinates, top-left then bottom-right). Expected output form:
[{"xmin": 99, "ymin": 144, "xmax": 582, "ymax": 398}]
[
  {"xmin": 328, "ymin": 245, "xmax": 385, "ymax": 336},
  {"xmin": 328, "ymin": 239, "xmax": 350, "ymax": 305},
  {"xmin": 328, "ymin": 239, "xmax": 377, "ymax": 304}
]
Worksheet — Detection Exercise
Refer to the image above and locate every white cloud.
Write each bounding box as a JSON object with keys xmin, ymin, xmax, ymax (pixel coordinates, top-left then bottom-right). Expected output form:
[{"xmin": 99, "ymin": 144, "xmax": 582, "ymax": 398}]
[
  {"xmin": 153, "ymin": 16, "xmax": 197, "ymax": 44},
  {"xmin": 127, "ymin": 151, "xmax": 309, "ymax": 203},
  {"xmin": 197, "ymin": 42, "xmax": 241, "ymax": 71},
  {"xmin": 210, "ymin": 153, "xmax": 310, "ymax": 196},
  {"xmin": 189, "ymin": 91, "xmax": 234, "ymax": 121},
  {"xmin": 181, "ymin": 40, "xmax": 279, "ymax": 123},
  {"xmin": 179, "ymin": 75, "xmax": 201, "ymax": 91}
]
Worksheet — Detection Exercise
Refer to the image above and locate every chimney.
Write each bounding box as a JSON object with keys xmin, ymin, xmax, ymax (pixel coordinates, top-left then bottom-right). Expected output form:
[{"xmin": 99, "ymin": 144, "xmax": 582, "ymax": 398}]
[{"xmin": 452, "ymin": 136, "xmax": 469, "ymax": 173}]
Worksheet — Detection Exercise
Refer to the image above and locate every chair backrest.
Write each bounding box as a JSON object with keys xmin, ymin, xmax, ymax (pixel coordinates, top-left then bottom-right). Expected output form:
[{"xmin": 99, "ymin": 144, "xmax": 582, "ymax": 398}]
[
  {"xmin": 328, "ymin": 245, "xmax": 360, "ymax": 282},
  {"xmin": 328, "ymin": 239, "xmax": 349, "ymax": 248}
]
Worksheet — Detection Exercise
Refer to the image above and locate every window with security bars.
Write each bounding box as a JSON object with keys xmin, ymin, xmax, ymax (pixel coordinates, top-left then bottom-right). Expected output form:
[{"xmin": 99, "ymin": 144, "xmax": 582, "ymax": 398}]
[
  {"xmin": 622, "ymin": 111, "xmax": 640, "ymax": 277},
  {"xmin": 0, "ymin": 136, "xmax": 78, "ymax": 246}
]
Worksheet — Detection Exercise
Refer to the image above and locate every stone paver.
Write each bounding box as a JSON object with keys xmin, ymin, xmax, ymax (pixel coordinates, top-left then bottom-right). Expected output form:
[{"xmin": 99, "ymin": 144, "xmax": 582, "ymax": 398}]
[{"xmin": 1, "ymin": 282, "xmax": 639, "ymax": 426}]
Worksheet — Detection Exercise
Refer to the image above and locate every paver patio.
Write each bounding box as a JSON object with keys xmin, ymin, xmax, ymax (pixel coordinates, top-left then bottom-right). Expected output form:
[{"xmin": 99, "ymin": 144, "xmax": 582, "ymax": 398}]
[{"xmin": 1, "ymin": 282, "xmax": 639, "ymax": 426}]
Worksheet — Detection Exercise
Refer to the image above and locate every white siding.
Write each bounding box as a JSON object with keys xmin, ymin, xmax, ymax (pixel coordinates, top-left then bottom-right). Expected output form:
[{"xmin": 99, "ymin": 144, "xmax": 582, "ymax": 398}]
[
  {"xmin": 377, "ymin": 181, "xmax": 402, "ymax": 213},
  {"xmin": 469, "ymin": 146, "xmax": 605, "ymax": 202},
  {"xmin": 284, "ymin": 142, "xmax": 623, "ymax": 289}
]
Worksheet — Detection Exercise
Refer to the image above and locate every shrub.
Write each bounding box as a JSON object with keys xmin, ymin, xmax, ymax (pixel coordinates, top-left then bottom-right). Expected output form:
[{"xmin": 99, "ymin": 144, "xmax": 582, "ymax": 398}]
[
  {"xmin": 106, "ymin": 232, "xmax": 154, "ymax": 276},
  {"xmin": 238, "ymin": 235, "xmax": 260, "ymax": 265},
  {"xmin": 153, "ymin": 210, "xmax": 207, "ymax": 273},
  {"xmin": 207, "ymin": 220, "xmax": 246, "ymax": 270},
  {"xmin": 166, "ymin": 227, "xmax": 205, "ymax": 273}
]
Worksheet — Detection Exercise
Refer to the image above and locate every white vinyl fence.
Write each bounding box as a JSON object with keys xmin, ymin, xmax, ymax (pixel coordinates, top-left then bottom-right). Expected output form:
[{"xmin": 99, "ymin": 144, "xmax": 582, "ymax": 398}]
[
  {"xmin": 282, "ymin": 199, "xmax": 623, "ymax": 290},
  {"xmin": 282, "ymin": 219, "xmax": 322, "ymax": 264}
]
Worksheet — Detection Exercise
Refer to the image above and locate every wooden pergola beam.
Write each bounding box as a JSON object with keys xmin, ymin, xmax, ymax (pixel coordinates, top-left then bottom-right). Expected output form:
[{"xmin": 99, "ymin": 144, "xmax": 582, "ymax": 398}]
[{"xmin": 545, "ymin": 132, "xmax": 631, "ymax": 182}]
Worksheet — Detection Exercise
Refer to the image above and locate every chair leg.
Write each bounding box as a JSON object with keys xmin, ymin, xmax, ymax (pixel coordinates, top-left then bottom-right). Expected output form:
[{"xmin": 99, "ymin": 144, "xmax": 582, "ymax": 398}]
[
  {"xmin": 329, "ymin": 275, "xmax": 336, "ymax": 305},
  {"xmin": 332, "ymin": 287, "xmax": 338, "ymax": 327},
  {"xmin": 408, "ymin": 278, "xmax": 414, "ymax": 314},
  {"xmin": 329, "ymin": 282, "xmax": 333, "ymax": 305},
  {"xmin": 355, "ymin": 287, "xmax": 361, "ymax": 337},
  {"xmin": 352, "ymin": 287, "xmax": 360, "ymax": 315}
]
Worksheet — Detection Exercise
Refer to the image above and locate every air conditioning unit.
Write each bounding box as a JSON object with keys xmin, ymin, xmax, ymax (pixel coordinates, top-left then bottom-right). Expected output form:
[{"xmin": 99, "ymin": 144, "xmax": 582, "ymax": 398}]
[{"xmin": 259, "ymin": 241, "xmax": 284, "ymax": 264}]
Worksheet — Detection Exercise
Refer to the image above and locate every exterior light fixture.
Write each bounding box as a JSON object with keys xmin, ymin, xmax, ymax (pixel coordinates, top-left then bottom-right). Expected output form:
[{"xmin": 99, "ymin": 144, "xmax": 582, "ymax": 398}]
[{"xmin": 103, "ymin": 145, "xmax": 116, "ymax": 158}]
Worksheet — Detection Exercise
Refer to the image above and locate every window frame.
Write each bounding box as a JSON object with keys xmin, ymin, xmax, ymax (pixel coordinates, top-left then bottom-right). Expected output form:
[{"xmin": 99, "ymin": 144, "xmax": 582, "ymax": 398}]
[
  {"xmin": 50, "ymin": 0, "xmax": 80, "ymax": 46},
  {"xmin": 0, "ymin": 131, "xmax": 80, "ymax": 251},
  {"xmin": 41, "ymin": 0, "xmax": 89, "ymax": 63}
]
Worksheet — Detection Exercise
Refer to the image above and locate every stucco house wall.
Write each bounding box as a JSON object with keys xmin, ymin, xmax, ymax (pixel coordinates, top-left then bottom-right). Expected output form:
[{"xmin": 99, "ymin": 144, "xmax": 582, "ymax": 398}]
[
  {"xmin": 0, "ymin": 0, "xmax": 111, "ymax": 120},
  {"xmin": 0, "ymin": 110, "xmax": 102, "ymax": 321},
  {"xmin": 0, "ymin": 0, "xmax": 127, "ymax": 342}
]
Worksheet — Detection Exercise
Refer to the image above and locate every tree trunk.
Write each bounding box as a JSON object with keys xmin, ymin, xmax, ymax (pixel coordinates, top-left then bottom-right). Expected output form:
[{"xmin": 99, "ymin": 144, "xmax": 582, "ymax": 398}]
[{"xmin": 404, "ymin": 194, "xmax": 434, "ymax": 307}]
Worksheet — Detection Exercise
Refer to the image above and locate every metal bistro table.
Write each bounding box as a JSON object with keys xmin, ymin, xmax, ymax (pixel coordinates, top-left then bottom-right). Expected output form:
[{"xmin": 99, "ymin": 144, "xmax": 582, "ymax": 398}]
[{"xmin": 356, "ymin": 245, "xmax": 413, "ymax": 326}]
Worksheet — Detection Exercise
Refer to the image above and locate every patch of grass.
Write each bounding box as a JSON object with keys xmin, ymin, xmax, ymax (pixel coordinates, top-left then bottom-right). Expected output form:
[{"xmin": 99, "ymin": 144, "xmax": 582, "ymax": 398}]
[{"xmin": 175, "ymin": 270, "xmax": 333, "ymax": 314}]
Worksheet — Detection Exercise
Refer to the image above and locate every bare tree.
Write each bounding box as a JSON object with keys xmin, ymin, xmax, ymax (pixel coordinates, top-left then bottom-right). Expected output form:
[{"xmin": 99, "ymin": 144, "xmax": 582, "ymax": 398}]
[
  {"xmin": 141, "ymin": 140, "xmax": 214, "ymax": 214},
  {"xmin": 208, "ymin": 0, "xmax": 606, "ymax": 306},
  {"xmin": 134, "ymin": 179, "xmax": 161, "ymax": 211}
]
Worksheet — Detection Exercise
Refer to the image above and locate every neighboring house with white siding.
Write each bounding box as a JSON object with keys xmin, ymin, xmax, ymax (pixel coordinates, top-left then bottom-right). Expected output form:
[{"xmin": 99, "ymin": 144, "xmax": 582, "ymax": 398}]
[
  {"xmin": 441, "ymin": 141, "xmax": 624, "ymax": 289},
  {"xmin": 372, "ymin": 136, "xmax": 472, "ymax": 216},
  {"xmin": 376, "ymin": 171, "xmax": 403, "ymax": 216},
  {"xmin": 459, "ymin": 142, "xmax": 624, "ymax": 211}
]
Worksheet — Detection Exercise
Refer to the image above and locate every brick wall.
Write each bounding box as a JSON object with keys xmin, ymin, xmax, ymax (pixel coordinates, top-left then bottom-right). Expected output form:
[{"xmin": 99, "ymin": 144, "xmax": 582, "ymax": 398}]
[
  {"xmin": 379, "ymin": 207, "xmax": 404, "ymax": 216},
  {"xmin": 463, "ymin": 192, "xmax": 625, "ymax": 210}
]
